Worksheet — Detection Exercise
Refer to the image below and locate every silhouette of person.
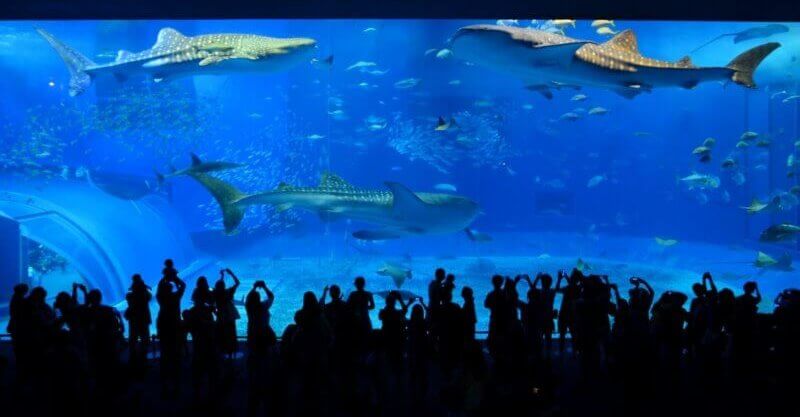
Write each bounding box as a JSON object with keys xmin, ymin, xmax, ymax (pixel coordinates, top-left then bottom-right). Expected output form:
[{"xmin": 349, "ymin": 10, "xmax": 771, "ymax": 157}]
[
  {"xmin": 83, "ymin": 287, "xmax": 125, "ymax": 398},
  {"xmin": 628, "ymin": 276, "xmax": 655, "ymax": 350},
  {"xmin": 461, "ymin": 286, "xmax": 477, "ymax": 342},
  {"xmin": 346, "ymin": 276, "xmax": 375, "ymax": 355},
  {"xmin": 53, "ymin": 289, "xmax": 79, "ymax": 335},
  {"xmin": 246, "ymin": 280, "xmax": 276, "ymax": 352},
  {"xmin": 288, "ymin": 291, "xmax": 333, "ymax": 416},
  {"xmin": 436, "ymin": 288, "xmax": 465, "ymax": 374},
  {"xmin": 573, "ymin": 274, "xmax": 613, "ymax": 378},
  {"xmin": 485, "ymin": 274, "xmax": 509, "ymax": 360},
  {"xmin": 517, "ymin": 274, "xmax": 545, "ymax": 363},
  {"xmin": 773, "ymin": 288, "xmax": 800, "ymax": 398},
  {"xmin": 244, "ymin": 280, "xmax": 275, "ymax": 417},
  {"xmin": 155, "ymin": 259, "xmax": 186, "ymax": 398},
  {"xmin": 213, "ymin": 268, "xmax": 241, "ymax": 358},
  {"xmin": 125, "ymin": 273, "xmax": 152, "ymax": 366},
  {"xmin": 24, "ymin": 286, "xmax": 55, "ymax": 382},
  {"xmin": 407, "ymin": 298, "xmax": 431, "ymax": 412},
  {"xmin": 608, "ymin": 282, "xmax": 630, "ymax": 362},
  {"xmin": 687, "ymin": 272, "xmax": 718, "ymax": 365},
  {"xmin": 428, "ymin": 268, "xmax": 446, "ymax": 323},
  {"xmin": 378, "ymin": 290, "xmax": 410, "ymax": 368},
  {"xmin": 731, "ymin": 281, "xmax": 761, "ymax": 376},
  {"xmin": 537, "ymin": 273, "xmax": 557, "ymax": 355},
  {"xmin": 320, "ymin": 284, "xmax": 352, "ymax": 367},
  {"xmin": 442, "ymin": 273, "xmax": 456, "ymax": 301},
  {"xmin": 7, "ymin": 283, "xmax": 29, "ymax": 380},
  {"xmin": 716, "ymin": 287, "xmax": 736, "ymax": 335},
  {"xmin": 556, "ymin": 269, "xmax": 581, "ymax": 355},
  {"xmin": 192, "ymin": 276, "xmax": 213, "ymax": 307},
  {"xmin": 183, "ymin": 286, "xmax": 219, "ymax": 405},
  {"xmin": 651, "ymin": 290, "xmax": 687, "ymax": 380}
]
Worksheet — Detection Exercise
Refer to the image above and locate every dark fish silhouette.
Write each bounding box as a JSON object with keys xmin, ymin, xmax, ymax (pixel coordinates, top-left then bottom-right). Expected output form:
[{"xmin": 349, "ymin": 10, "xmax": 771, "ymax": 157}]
[{"xmin": 690, "ymin": 24, "xmax": 789, "ymax": 53}]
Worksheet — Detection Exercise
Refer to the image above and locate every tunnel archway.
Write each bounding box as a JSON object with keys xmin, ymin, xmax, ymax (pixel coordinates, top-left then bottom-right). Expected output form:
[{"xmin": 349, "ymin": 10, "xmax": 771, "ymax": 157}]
[{"xmin": 0, "ymin": 174, "xmax": 197, "ymax": 304}]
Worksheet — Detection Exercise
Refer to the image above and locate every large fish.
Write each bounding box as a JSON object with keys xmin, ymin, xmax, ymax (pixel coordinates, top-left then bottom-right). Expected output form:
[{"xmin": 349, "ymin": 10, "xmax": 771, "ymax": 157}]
[
  {"xmin": 155, "ymin": 153, "xmax": 243, "ymax": 185},
  {"xmin": 690, "ymin": 24, "xmax": 790, "ymax": 53},
  {"xmin": 760, "ymin": 223, "xmax": 800, "ymax": 242},
  {"xmin": 377, "ymin": 262, "xmax": 413, "ymax": 288},
  {"xmin": 37, "ymin": 27, "xmax": 317, "ymax": 96},
  {"xmin": 754, "ymin": 251, "xmax": 793, "ymax": 272},
  {"xmin": 449, "ymin": 25, "xmax": 780, "ymax": 99},
  {"xmin": 188, "ymin": 172, "xmax": 480, "ymax": 240}
]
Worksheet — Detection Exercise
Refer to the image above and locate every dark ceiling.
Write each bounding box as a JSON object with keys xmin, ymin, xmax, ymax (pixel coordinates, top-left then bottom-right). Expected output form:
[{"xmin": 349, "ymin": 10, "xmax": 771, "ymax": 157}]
[{"xmin": 2, "ymin": 0, "xmax": 799, "ymax": 21}]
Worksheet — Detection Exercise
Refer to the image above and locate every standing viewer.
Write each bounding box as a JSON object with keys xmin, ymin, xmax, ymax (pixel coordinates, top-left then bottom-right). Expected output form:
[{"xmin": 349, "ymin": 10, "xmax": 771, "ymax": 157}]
[{"xmin": 156, "ymin": 259, "xmax": 186, "ymax": 398}]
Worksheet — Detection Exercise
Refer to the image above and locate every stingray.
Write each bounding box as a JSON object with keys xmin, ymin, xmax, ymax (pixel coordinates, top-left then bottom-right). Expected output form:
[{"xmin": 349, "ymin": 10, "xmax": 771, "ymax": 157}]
[{"xmin": 690, "ymin": 24, "xmax": 789, "ymax": 54}]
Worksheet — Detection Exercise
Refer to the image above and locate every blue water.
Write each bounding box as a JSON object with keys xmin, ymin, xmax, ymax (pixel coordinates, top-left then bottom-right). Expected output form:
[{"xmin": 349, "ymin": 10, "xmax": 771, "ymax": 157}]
[{"xmin": 0, "ymin": 19, "xmax": 798, "ymax": 334}]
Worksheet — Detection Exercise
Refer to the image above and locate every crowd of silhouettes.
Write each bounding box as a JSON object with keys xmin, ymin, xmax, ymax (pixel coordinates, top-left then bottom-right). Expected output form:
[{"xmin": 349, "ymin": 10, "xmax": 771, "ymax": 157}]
[{"xmin": 3, "ymin": 260, "xmax": 800, "ymax": 417}]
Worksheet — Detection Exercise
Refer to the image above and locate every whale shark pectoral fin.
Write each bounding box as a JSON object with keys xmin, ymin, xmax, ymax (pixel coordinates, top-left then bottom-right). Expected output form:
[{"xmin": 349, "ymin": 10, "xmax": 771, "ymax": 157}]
[
  {"xmin": 318, "ymin": 208, "xmax": 345, "ymax": 222},
  {"xmin": 613, "ymin": 87, "xmax": 643, "ymax": 99},
  {"xmin": 385, "ymin": 181, "xmax": 429, "ymax": 218},
  {"xmin": 234, "ymin": 52, "xmax": 260, "ymax": 60},
  {"xmin": 353, "ymin": 228, "xmax": 408, "ymax": 240},
  {"xmin": 681, "ymin": 80, "xmax": 700, "ymax": 89},
  {"xmin": 199, "ymin": 56, "xmax": 227, "ymax": 66},
  {"xmin": 526, "ymin": 84, "xmax": 554, "ymax": 99}
]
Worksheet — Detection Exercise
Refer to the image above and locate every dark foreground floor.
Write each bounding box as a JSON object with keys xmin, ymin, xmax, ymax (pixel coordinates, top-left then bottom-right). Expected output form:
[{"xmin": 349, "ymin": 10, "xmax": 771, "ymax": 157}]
[{"xmin": 0, "ymin": 338, "xmax": 796, "ymax": 417}]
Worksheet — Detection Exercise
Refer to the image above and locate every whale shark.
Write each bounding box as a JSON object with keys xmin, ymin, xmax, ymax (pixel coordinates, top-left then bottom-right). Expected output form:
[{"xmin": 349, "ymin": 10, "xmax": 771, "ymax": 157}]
[
  {"xmin": 187, "ymin": 171, "xmax": 480, "ymax": 240},
  {"xmin": 37, "ymin": 27, "xmax": 317, "ymax": 96},
  {"xmin": 449, "ymin": 25, "xmax": 780, "ymax": 99}
]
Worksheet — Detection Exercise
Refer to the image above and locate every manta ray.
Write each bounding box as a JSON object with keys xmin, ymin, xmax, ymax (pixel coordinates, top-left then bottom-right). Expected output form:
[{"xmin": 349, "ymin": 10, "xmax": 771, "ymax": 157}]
[
  {"xmin": 449, "ymin": 25, "xmax": 780, "ymax": 99},
  {"xmin": 690, "ymin": 24, "xmax": 790, "ymax": 53},
  {"xmin": 37, "ymin": 27, "xmax": 317, "ymax": 96},
  {"xmin": 187, "ymin": 172, "xmax": 480, "ymax": 240}
]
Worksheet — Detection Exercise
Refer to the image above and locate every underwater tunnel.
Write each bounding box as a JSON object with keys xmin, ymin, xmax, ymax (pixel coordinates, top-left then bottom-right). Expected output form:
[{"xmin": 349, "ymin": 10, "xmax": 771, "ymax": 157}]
[{"xmin": 0, "ymin": 173, "xmax": 197, "ymax": 310}]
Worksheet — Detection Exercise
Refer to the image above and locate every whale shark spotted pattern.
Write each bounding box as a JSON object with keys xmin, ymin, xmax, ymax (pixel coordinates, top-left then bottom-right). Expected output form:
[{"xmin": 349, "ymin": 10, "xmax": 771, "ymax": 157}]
[
  {"xmin": 37, "ymin": 27, "xmax": 317, "ymax": 96},
  {"xmin": 185, "ymin": 171, "xmax": 480, "ymax": 240},
  {"xmin": 449, "ymin": 25, "xmax": 780, "ymax": 99}
]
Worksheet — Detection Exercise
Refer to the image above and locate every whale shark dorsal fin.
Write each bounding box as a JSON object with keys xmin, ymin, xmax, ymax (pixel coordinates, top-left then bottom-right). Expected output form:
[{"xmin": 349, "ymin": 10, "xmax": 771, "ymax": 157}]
[
  {"xmin": 676, "ymin": 55, "xmax": 694, "ymax": 68},
  {"xmin": 154, "ymin": 28, "xmax": 188, "ymax": 49},
  {"xmin": 604, "ymin": 29, "xmax": 640, "ymax": 54},
  {"xmin": 319, "ymin": 172, "xmax": 353, "ymax": 189},
  {"xmin": 276, "ymin": 182, "xmax": 295, "ymax": 191},
  {"xmin": 190, "ymin": 153, "xmax": 202, "ymax": 166},
  {"xmin": 116, "ymin": 49, "xmax": 133, "ymax": 62},
  {"xmin": 385, "ymin": 181, "xmax": 428, "ymax": 216}
]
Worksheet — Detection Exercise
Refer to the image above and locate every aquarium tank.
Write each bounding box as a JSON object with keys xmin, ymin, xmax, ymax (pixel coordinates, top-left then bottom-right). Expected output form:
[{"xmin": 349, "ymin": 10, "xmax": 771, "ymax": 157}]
[{"xmin": 0, "ymin": 19, "xmax": 798, "ymax": 335}]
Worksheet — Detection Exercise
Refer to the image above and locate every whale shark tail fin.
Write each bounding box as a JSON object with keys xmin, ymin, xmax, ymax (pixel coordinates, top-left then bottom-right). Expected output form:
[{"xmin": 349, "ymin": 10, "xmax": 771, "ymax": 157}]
[
  {"xmin": 727, "ymin": 42, "xmax": 781, "ymax": 88},
  {"xmin": 36, "ymin": 28, "xmax": 96, "ymax": 96},
  {"xmin": 187, "ymin": 173, "xmax": 247, "ymax": 235}
]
